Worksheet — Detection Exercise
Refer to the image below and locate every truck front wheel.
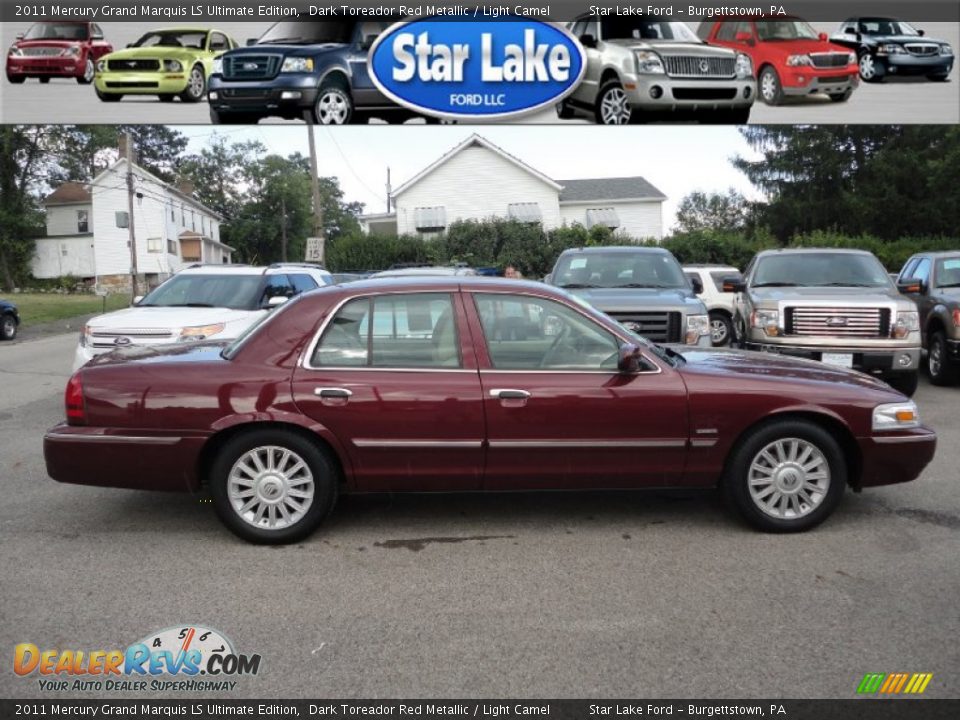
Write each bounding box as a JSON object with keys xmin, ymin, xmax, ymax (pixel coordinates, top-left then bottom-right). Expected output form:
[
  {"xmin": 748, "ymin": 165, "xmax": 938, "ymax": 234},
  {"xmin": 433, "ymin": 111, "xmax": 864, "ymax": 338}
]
[{"xmin": 884, "ymin": 371, "xmax": 919, "ymax": 397}]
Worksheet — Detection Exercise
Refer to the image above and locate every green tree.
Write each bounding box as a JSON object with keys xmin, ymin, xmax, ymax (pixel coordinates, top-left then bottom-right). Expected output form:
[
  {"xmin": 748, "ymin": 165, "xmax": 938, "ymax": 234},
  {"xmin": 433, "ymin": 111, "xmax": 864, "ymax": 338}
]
[
  {"xmin": 675, "ymin": 189, "xmax": 752, "ymax": 234},
  {"xmin": 47, "ymin": 125, "xmax": 188, "ymax": 184},
  {"xmin": 0, "ymin": 126, "xmax": 47, "ymax": 289}
]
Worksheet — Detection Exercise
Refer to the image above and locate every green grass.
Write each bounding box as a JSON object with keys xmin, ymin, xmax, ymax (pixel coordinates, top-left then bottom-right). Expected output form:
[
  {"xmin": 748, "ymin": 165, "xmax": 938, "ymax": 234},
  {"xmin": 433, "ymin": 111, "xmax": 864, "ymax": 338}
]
[{"xmin": 9, "ymin": 293, "xmax": 131, "ymax": 325}]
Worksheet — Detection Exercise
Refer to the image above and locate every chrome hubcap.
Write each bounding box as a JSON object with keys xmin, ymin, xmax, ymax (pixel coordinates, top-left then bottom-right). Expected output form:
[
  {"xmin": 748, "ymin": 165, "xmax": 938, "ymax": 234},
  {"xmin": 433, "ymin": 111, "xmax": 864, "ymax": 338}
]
[
  {"xmin": 317, "ymin": 91, "xmax": 349, "ymax": 124},
  {"xmin": 600, "ymin": 88, "xmax": 632, "ymax": 124},
  {"xmin": 761, "ymin": 72, "xmax": 777, "ymax": 100},
  {"xmin": 84, "ymin": 60, "xmax": 94, "ymax": 82},
  {"xmin": 711, "ymin": 319, "xmax": 728, "ymax": 344},
  {"xmin": 189, "ymin": 68, "xmax": 204, "ymax": 96},
  {"xmin": 748, "ymin": 438, "xmax": 830, "ymax": 520},
  {"xmin": 859, "ymin": 56, "xmax": 875, "ymax": 79},
  {"xmin": 227, "ymin": 445, "xmax": 315, "ymax": 531},
  {"xmin": 930, "ymin": 343, "xmax": 942, "ymax": 376},
  {"xmin": 2, "ymin": 317, "xmax": 14, "ymax": 336}
]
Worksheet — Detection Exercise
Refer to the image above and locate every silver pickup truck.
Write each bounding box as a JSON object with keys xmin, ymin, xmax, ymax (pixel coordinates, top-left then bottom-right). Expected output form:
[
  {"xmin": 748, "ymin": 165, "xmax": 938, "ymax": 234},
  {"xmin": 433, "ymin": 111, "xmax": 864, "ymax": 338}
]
[
  {"xmin": 546, "ymin": 246, "xmax": 711, "ymax": 347},
  {"xmin": 728, "ymin": 248, "xmax": 922, "ymax": 396}
]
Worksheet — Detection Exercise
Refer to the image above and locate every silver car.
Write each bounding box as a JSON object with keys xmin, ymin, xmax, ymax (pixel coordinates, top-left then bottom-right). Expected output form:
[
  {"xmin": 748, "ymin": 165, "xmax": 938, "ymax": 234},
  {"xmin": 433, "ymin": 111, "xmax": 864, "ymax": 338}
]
[{"xmin": 560, "ymin": 16, "xmax": 756, "ymax": 124}]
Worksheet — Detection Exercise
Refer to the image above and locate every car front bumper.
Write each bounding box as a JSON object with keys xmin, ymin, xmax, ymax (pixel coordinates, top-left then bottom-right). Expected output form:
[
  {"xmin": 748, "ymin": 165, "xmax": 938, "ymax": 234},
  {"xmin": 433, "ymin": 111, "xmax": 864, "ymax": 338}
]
[
  {"xmin": 856, "ymin": 428, "xmax": 937, "ymax": 488},
  {"xmin": 624, "ymin": 75, "xmax": 755, "ymax": 110},
  {"xmin": 6, "ymin": 55, "xmax": 85, "ymax": 77},
  {"xmin": 94, "ymin": 71, "xmax": 190, "ymax": 94},
  {"xmin": 208, "ymin": 73, "xmax": 319, "ymax": 116},
  {"xmin": 881, "ymin": 53, "xmax": 954, "ymax": 76},
  {"xmin": 781, "ymin": 67, "xmax": 859, "ymax": 95},
  {"xmin": 743, "ymin": 341, "xmax": 921, "ymax": 372}
]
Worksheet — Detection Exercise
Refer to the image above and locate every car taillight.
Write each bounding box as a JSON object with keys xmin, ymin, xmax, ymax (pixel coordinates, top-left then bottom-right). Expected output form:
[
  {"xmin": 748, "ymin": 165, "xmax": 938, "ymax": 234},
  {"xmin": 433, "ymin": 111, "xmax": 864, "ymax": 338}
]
[
  {"xmin": 65, "ymin": 372, "xmax": 85, "ymax": 425},
  {"xmin": 953, "ymin": 308, "xmax": 960, "ymax": 328}
]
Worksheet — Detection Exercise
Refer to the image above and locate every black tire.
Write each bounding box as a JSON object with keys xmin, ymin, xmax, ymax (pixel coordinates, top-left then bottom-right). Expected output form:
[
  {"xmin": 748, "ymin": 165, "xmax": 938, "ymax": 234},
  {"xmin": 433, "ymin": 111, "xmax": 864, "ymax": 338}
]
[
  {"xmin": 158, "ymin": 94, "xmax": 176, "ymax": 102},
  {"xmin": 758, "ymin": 66, "xmax": 784, "ymax": 105},
  {"xmin": 77, "ymin": 58, "xmax": 95, "ymax": 84},
  {"xmin": 179, "ymin": 64, "xmax": 206, "ymax": 103},
  {"xmin": 829, "ymin": 88, "xmax": 853, "ymax": 102},
  {"xmin": 709, "ymin": 312, "xmax": 733, "ymax": 347},
  {"xmin": 209, "ymin": 108, "xmax": 259, "ymax": 124},
  {"xmin": 95, "ymin": 86, "xmax": 121, "ymax": 102},
  {"xmin": 927, "ymin": 73, "xmax": 950, "ymax": 82},
  {"xmin": 209, "ymin": 428, "xmax": 339, "ymax": 544},
  {"xmin": 556, "ymin": 99, "xmax": 576, "ymax": 119},
  {"xmin": 927, "ymin": 331, "xmax": 959, "ymax": 386},
  {"xmin": 723, "ymin": 419, "xmax": 847, "ymax": 533},
  {"xmin": 595, "ymin": 79, "xmax": 634, "ymax": 124},
  {"xmin": 6, "ymin": 73, "xmax": 25, "ymax": 84},
  {"xmin": 884, "ymin": 371, "xmax": 919, "ymax": 397},
  {"xmin": 39, "ymin": 77, "xmax": 51, "ymax": 84},
  {"xmin": 0, "ymin": 314, "xmax": 17, "ymax": 341},
  {"xmin": 858, "ymin": 52, "xmax": 884, "ymax": 83},
  {"xmin": 312, "ymin": 81, "xmax": 354, "ymax": 124},
  {"xmin": 731, "ymin": 313, "xmax": 748, "ymax": 349}
]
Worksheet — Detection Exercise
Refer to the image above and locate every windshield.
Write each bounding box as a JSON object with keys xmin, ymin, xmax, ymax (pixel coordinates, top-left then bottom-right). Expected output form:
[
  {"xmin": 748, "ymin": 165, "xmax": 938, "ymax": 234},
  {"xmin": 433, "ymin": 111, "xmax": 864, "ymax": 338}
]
[
  {"xmin": 755, "ymin": 20, "xmax": 820, "ymax": 41},
  {"xmin": 601, "ymin": 20, "xmax": 699, "ymax": 42},
  {"xmin": 139, "ymin": 274, "xmax": 263, "ymax": 310},
  {"xmin": 553, "ymin": 252, "xmax": 689, "ymax": 290},
  {"xmin": 134, "ymin": 31, "xmax": 208, "ymax": 49},
  {"xmin": 257, "ymin": 21, "xmax": 356, "ymax": 45},
  {"xmin": 936, "ymin": 258, "xmax": 960, "ymax": 287},
  {"xmin": 858, "ymin": 19, "xmax": 920, "ymax": 36},
  {"xmin": 752, "ymin": 253, "xmax": 892, "ymax": 288},
  {"xmin": 23, "ymin": 23, "xmax": 88, "ymax": 41}
]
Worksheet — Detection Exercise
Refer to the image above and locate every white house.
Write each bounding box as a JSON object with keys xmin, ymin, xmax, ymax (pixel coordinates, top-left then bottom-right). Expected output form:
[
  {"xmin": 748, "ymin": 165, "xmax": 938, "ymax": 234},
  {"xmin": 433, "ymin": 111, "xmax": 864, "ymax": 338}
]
[
  {"xmin": 33, "ymin": 155, "xmax": 232, "ymax": 291},
  {"xmin": 358, "ymin": 134, "xmax": 666, "ymax": 240}
]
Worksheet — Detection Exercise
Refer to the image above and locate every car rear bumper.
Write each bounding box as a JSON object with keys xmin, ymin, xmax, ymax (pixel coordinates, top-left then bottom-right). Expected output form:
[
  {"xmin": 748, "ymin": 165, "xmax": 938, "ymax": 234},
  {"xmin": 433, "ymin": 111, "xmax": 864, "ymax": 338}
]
[
  {"xmin": 743, "ymin": 341, "xmax": 920, "ymax": 372},
  {"xmin": 6, "ymin": 56, "xmax": 85, "ymax": 77},
  {"xmin": 781, "ymin": 68, "xmax": 859, "ymax": 95},
  {"xmin": 856, "ymin": 428, "xmax": 937, "ymax": 488},
  {"xmin": 625, "ymin": 76, "xmax": 755, "ymax": 110},
  {"xmin": 95, "ymin": 72, "xmax": 189, "ymax": 94},
  {"xmin": 44, "ymin": 424, "xmax": 208, "ymax": 492}
]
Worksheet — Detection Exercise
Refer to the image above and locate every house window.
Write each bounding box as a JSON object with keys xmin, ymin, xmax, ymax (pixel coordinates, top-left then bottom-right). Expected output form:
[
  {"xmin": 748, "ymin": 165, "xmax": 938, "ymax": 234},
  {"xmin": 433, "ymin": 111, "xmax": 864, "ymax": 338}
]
[
  {"xmin": 586, "ymin": 208, "xmax": 620, "ymax": 230},
  {"xmin": 61, "ymin": 243, "xmax": 69, "ymax": 257},
  {"xmin": 191, "ymin": 210, "xmax": 196, "ymax": 231},
  {"xmin": 77, "ymin": 210, "xmax": 89, "ymax": 233},
  {"xmin": 167, "ymin": 238, "xmax": 178, "ymax": 256},
  {"xmin": 414, "ymin": 206, "xmax": 446, "ymax": 232},
  {"xmin": 170, "ymin": 203, "xmax": 175, "ymax": 221},
  {"xmin": 147, "ymin": 237, "xmax": 163, "ymax": 253},
  {"xmin": 180, "ymin": 204, "xmax": 185, "ymax": 225},
  {"xmin": 507, "ymin": 203, "xmax": 542, "ymax": 224}
]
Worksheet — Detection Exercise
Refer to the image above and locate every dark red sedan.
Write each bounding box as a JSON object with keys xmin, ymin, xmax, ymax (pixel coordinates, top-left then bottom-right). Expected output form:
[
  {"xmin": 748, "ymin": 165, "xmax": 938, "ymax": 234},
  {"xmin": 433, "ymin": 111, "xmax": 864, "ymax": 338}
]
[
  {"xmin": 44, "ymin": 278, "xmax": 937, "ymax": 543},
  {"xmin": 6, "ymin": 21, "xmax": 112, "ymax": 85}
]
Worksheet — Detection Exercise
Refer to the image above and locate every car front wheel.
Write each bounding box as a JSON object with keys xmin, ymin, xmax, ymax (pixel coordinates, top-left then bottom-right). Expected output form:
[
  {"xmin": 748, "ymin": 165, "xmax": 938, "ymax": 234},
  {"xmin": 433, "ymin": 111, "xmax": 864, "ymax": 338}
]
[
  {"xmin": 6, "ymin": 73, "xmax": 25, "ymax": 84},
  {"xmin": 180, "ymin": 64, "xmax": 206, "ymax": 103},
  {"xmin": 0, "ymin": 314, "xmax": 17, "ymax": 341},
  {"xmin": 759, "ymin": 67, "xmax": 784, "ymax": 105},
  {"xmin": 313, "ymin": 82, "xmax": 354, "ymax": 125},
  {"xmin": 928, "ymin": 331, "xmax": 959, "ymax": 386},
  {"xmin": 709, "ymin": 312, "xmax": 733, "ymax": 347},
  {"xmin": 859, "ymin": 53, "xmax": 883, "ymax": 83},
  {"xmin": 95, "ymin": 86, "xmax": 121, "ymax": 102},
  {"xmin": 78, "ymin": 58, "xmax": 95, "ymax": 84},
  {"xmin": 724, "ymin": 420, "xmax": 846, "ymax": 533},
  {"xmin": 210, "ymin": 429, "xmax": 339, "ymax": 544},
  {"xmin": 595, "ymin": 79, "xmax": 635, "ymax": 124}
]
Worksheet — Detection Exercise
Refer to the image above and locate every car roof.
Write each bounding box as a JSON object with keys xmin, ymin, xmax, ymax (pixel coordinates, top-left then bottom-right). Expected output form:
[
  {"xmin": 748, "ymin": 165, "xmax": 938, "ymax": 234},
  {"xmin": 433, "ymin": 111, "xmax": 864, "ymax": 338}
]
[
  {"xmin": 910, "ymin": 251, "xmax": 960, "ymax": 259},
  {"xmin": 148, "ymin": 27, "xmax": 216, "ymax": 33},
  {"xmin": 176, "ymin": 264, "xmax": 329, "ymax": 276},
  {"xmin": 683, "ymin": 264, "xmax": 740, "ymax": 270},
  {"xmin": 755, "ymin": 248, "xmax": 875, "ymax": 257},
  {"xmin": 327, "ymin": 276, "xmax": 550, "ymax": 294},
  {"xmin": 559, "ymin": 246, "xmax": 671, "ymax": 255}
]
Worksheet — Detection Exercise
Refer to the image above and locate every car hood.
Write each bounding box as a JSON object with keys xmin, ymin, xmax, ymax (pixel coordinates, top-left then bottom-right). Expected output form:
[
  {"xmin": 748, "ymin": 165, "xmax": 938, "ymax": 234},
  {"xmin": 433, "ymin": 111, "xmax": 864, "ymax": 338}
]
[
  {"xmin": 606, "ymin": 39, "xmax": 735, "ymax": 58},
  {"xmin": 14, "ymin": 39, "xmax": 82, "ymax": 49},
  {"xmin": 760, "ymin": 39, "xmax": 851, "ymax": 55},
  {"xmin": 566, "ymin": 287, "xmax": 705, "ymax": 312},
  {"xmin": 103, "ymin": 47, "xmax": 198, "ymax": 61},
  {"xmin": 933, "ymin": 287, "xmax": 960, "ymax": 301},
  {"xmin": 86, "ymin": 306, "xmax": 264, "ymax": 331},
  {"xmin": 865, "ymin": 34, "xmax": 947, "ymax": 45},
  {"xmin": 86, "ymin": 341, "xmax": 229, "ymax": 367},
  {"xmin": 676, "ymin": 346, "xmax": 895, "ymax": 393},
  {"xmin": 748, "ymin": 286, "xmax": 901, "ymax": 305},
  {"xmin": 231, "ymin": 43, "xmax": 345, "ymax": 56},
  {"xmin": 0, "ymin": 299, "xmax": 17, "ymax": 311}
]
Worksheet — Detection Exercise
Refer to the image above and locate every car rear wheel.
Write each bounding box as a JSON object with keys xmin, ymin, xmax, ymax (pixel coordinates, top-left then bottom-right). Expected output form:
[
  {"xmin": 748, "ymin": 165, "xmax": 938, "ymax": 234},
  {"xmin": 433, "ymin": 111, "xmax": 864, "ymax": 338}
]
[
  {"xmin": 724, "ymin": 420, "xmax": 846, "ymax": 533},
  {"xmin": 928, "ymin": 332, "xmax": 959, "ymax": 386},
  {"xmin": 758, "ymin": 67, "xmax": 784, "ymax": 105},
  {"xmin": 0, "ymin": 314, "xmax": 17, "ymax": 341},
  {"xmin": 179, "ymin": 64, "xmax": 206, "ymax": 103},
  {"xmin": 210, "ymin": 429, "xmax": 339, "ymax": 544},
  {"xmin": 312, "ymin": 82, "xmax": 354, "ymax": 125},
  {"xmin": 595, "ymin": 80, "xmax": 634, "ymax": 124},
  {"xmin": 709, "ymin": 312, "xmax": 733, "ymax": 347},
  {"xmin": 556, "ymin": 99, "xmax": 576, "ymax": 119},
  {"xmin": 858, "ymin": 53, "xmax": 883, "ymax": 83},
  {"xmin": 884, "ymin": 371, "xmax": 919, "ymax": 397},
  {"xmin": 77, "ymin": 58, "xmax": 94, "ymax": 84}
]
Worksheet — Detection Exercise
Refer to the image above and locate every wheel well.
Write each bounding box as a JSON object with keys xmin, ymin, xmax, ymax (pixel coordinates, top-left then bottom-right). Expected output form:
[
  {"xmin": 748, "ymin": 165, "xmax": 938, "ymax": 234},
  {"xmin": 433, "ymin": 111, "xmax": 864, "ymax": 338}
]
[
  {"xmin": 196, "ymin": 422, "xmax": 347, "ymax": 489},
  {"xmin": 708, "ymin": 308, "xmax": 732, "ymax": 319},
  {"xmin": 722, "ymin": 411, "xmax": 863, "ymax": 490},
  {"xmin": 320, "ymin": 70, "xmax": 350, "ymax": 90},
  {"xmin": 599, "ymin": 68, "xmax": 620, "ymax": 85},
  {"xmin": 927, "ymin": 316, "xmax": 945, "ymax": 339},
  {"xmin": 757, "ymin": 62, "xmax": 776, "ymax": 78}
]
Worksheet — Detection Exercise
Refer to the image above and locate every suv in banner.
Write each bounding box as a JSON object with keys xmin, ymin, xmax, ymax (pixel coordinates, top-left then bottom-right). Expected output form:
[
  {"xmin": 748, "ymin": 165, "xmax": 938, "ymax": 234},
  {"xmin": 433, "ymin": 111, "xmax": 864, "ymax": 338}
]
[
  {"xmin": 546, "ymin": 246, "xmax": 711, "ymax": 347},
  {"xmin": 560, "ymin": 17, "xmax": 755, "ymax": 124},
  {"xmin": 208, "ymin": 20, "xmax": 428, "ymax": 124},
  {"xmin": 729, "ymin": 249, "xmax": 922, "ymax": 396}
]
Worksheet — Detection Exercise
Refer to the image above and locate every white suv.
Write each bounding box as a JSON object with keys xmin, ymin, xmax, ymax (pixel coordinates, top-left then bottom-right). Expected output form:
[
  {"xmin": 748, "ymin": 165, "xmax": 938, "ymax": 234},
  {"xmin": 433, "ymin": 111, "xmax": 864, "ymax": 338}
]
[
  {"xmin": 74, "ymin": 263, "xmax": 332, "ymax": 370},
  {"xmin": 683, "ymin": 264, "xmax": 742, "ymax": 346}
]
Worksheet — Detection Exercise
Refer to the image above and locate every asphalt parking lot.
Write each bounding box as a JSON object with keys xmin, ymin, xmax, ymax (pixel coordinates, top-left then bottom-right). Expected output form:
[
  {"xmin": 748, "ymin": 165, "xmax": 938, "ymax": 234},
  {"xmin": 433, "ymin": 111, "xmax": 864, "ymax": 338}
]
[{"xmin": 1, "ymin": 331, "xmax": 959, "ymax": 699}]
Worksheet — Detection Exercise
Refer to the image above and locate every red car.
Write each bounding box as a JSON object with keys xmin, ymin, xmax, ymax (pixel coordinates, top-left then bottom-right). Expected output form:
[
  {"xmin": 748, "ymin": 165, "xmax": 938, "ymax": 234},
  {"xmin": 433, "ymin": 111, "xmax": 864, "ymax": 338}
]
[
  {"xmin": 6, "ymin": 21, "xmax": 112, "ymax": 85},
  {"xmin": 44, "ymin": 278, "xmax": 936, "ymax": 543},
  {"xmin": 701, "ymin": 17, "xmax": 858, "ymax": 105}
]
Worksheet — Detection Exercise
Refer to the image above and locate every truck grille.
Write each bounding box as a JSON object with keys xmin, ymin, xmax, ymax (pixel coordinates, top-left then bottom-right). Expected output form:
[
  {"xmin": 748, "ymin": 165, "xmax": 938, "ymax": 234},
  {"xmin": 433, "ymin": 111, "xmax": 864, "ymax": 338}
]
[
  {"xmin": 20, "ymin": 47, "xmax": 64, "ymax": 57},
  {"xmin": 663, "ymin": 56, "xmax": 736, "ymax": 79},
  {"xmin": 904, "ymin": 43, "xmax": 940, "ymax": 57},
  {"xmin": 90, "ymin": 328, "xmax": 176, "ymax": 350},
  {"xmin": 784, "ymin": 307, "xmax": 891, "ymax": 338},
  {"xmin": 107, "ymin": 59, "xmax": 160, "ymax": 71},
  {"xmin": 223, "ymin": 54, "xmax": 282, "ymax": 80},
  {"xmin": 609, "ymin": 312, "xmax": 682, "ymax": 343},
  {"xmin": 810, "ymin": 52, "xmax": 852, "ymax": 68}
]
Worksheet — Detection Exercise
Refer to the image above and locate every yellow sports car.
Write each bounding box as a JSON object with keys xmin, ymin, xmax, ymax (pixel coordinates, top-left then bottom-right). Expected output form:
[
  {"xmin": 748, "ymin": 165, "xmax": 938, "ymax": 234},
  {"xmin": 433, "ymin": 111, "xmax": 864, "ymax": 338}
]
[{"xmin": 94, "ymin": 27, "xmax": 236, "ymax": 103}]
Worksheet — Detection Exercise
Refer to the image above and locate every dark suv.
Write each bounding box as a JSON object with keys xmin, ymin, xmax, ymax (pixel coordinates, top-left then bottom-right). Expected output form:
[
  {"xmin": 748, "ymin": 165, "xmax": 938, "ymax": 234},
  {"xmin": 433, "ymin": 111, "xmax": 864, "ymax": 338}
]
[
  {"xmin": 897, "ymin": 252, "xmax": 960, "ymax": 386},
  {"xmin": 208, "ymin": 20, "xmax": 425, "ymax": 124}
]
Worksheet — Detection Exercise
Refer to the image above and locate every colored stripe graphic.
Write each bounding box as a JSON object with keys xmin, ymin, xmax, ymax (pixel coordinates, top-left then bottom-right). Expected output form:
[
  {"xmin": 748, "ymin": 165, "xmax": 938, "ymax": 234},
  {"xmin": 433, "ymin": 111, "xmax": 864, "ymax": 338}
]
[
  {"xmin": 857, "ymin": 673, "xmax": 886, "ymax": 693},
  {"xmin": 857, "ymin": 673, "xmax": 933, "ymax": 694}
]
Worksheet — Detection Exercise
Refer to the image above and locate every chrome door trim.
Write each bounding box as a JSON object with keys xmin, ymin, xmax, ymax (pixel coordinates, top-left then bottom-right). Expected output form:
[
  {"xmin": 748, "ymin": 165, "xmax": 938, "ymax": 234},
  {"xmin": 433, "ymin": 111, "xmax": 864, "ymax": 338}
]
[
  {"xmin": 487, "ymin": 439, "xmax": 687, "ymax": 449},
  {"xmin": 353, "ymin": 439, "xmax": 484, "ymax": 449}
]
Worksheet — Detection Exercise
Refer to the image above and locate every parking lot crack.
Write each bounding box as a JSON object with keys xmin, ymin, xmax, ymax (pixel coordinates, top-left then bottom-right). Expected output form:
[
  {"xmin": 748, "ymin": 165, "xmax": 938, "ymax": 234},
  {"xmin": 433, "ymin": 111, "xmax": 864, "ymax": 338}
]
[{"xmin": 373, "ymin": 535, "xmax": 516, "ymax": 552}]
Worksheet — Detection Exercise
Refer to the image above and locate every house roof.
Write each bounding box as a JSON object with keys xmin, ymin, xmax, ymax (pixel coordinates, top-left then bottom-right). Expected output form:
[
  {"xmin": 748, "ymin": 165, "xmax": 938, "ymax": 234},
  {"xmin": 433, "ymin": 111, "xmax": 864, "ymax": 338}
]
[
  {"xmin": 44, "ymin": 182, "xmax": 91, "ymax": 206},
  {"xmin": 557, "ymin": 177, "xmax": 667, "ymax": 203},
  {"xmin": 392, "ymin": 134, "xmax": 563, "ymax": 198}
]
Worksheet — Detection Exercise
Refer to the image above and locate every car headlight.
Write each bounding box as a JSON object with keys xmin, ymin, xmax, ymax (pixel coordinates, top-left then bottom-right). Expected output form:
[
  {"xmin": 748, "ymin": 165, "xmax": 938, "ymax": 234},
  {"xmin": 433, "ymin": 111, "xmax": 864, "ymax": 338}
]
[
  {"xmin": 685, "ymin": 314, "xmax": 710, "ymax": 345},
  {"xmin": 212, "ymin": 57, "xmax": 223, "ymax": 74},
  {"xmin": 786, "ymin": 54, "xmax": 812, "ymax": 67},
  {"xmin": 96, "ymin": 58, "xmax": 107, "ymax": 72},
  {"xmin": 178, "ymin": 323, "xmax": 225, "ymax": 342},
  {"xmin": 163, "ymin": 59, "xmax": 183, "ymax": 72},
  {"xmin": 9, "ymin": 46, "xmax": 23, "ymax": 57},
  {"xmin": 61, "ymin": 45, "xmax": 81, "ymax": 57},
  {"xmin": 872, "ymin": 401, "xmax": 920, "ymax": 431},
  {"xmin": 941, "ymin": 44, "xmax": 954, "ymax": 56},
  {"xmin": 281, "ymin": 57, "xmax": 314, "ymax": 73},
  {"xmin": 892, "ymin": 311, "xmax": 920, "ymax": 339},
  {"xmin": 847, "ymin": 52, "xmax": 857, "ymax": 65},
  {"xmin": 750, "ymin": 309, "xmax": 780, "ymax": 337},
  {"xmin": 735, "ymin": 52, "xmax": 753, "ymax": 78},
  {"xmin": 879, "ymin": 44, "xmax": 905, "ymax": 55},
  {"xmin": 634, "ymin": 50, "xmax": 664, "ymax": 75}
]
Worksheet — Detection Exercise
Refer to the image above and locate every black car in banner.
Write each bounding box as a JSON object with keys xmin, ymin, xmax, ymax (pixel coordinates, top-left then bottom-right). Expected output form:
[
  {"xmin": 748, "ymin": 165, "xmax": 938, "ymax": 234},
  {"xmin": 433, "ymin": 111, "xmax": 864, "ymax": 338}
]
[{"xmin": 830, "ymin": 17, "xmax": 954, "ymax": 82}]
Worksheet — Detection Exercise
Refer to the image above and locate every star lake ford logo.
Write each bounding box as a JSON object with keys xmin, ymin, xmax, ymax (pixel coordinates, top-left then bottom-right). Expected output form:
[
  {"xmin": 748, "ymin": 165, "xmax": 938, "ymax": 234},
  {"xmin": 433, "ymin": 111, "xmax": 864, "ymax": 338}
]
[
  {"xmin": 368, "ymin": 18, "xmax": 586, "ymax": 120},
  {"xmin": 13, "ymin": 625, "xmax": 262, "ymax": 693}
]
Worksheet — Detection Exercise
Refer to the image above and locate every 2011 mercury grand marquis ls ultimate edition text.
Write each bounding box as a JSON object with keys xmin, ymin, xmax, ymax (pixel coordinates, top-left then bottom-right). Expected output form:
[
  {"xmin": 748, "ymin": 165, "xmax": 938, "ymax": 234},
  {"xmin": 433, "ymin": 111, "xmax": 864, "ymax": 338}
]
[{"xmin": 44, "ymin": 278, "xmax": 937, "ymax": 543}]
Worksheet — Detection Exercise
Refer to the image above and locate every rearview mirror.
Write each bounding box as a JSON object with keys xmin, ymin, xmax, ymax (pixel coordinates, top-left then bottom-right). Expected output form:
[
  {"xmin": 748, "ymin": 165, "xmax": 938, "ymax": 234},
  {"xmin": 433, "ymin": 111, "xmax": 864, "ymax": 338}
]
[
  {"xmin": 618, "ymin": 343, "xmax": 643, "ymax": 374},
  {"xmin": 690, "ymin": 276, "xmax": 704, "ymax": 295},
  {"xmin": 16, "ymin": 32, "xmax": 24, "ymax": 40},
  {"xmin": 579, "ymin": 33, "xmax": 597, "ymax": 49},
  {"xmin": 92, "ymin": 32, "xmax": 103, "ymax": 40},
  {"xmin": 897, "ymin": 281, "xmax": 923, "ymax": 295},
  {"xmin": 919, "ymin": 29, "xmax": 926, "ymax": 37},
  {"xmin": 722, "ymin": 277, "xmax": 745, "ymax": 293},
  {"xmin": 818, "ymin": 32, "xmax": 829, "ymax": 42},
  {"xmin": 267, "ymin": 295, "xmax": 289, "ymax": 307}
]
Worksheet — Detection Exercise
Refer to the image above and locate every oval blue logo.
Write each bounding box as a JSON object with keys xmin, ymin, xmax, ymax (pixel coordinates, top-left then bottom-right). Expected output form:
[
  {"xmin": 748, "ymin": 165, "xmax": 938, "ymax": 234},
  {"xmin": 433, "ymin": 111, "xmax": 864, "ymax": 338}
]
[{"xmin": 368, "ymin": 19, "xmax": 586, "ymax": 120}]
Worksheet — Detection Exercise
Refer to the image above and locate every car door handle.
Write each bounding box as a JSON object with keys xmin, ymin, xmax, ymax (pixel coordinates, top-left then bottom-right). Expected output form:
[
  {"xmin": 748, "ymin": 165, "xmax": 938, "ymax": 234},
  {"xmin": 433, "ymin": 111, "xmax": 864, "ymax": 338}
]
[
  {"xmin": 314, "ymin": 387, "xmax": 352, "ymax": 399},
  {"xmin": 489, "ymin": 389, "xmax": 531, "ymax": 400}
]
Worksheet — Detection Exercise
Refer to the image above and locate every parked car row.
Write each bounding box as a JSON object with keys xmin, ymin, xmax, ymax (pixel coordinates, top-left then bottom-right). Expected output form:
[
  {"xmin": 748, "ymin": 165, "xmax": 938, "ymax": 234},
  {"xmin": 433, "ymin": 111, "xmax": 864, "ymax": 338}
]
[{"xmin": 7, "ymin": 16, "xmax": 953, "ymax": 123}]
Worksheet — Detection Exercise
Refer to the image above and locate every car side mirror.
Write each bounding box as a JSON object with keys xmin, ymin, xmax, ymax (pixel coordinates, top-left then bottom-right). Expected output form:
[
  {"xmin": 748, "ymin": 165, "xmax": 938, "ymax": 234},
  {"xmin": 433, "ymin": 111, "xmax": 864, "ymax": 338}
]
[
  {"xmin": 897, "ymin": 281, "xmax": 923, "ymax": 295},
  {"xmin": 92, "ymin": 32, "xmax": 104, "ymax": 40},
  {"xmin": 579, "ymin": 33, "xmax": 597, "ymax": 49},
  {"xmin": 617, "ymin": 343, "xmax": 643, "ymax": 374},
  {"xmin": 818, "ymin": 32, "xmax": 829, "ymax": 42},
  {"xmin": 133, "ymin": 295, "xmax": 144, "ymax": 305},
  {"xmin": 246, "ymin": 38, "xmax": 258, "ymax": 47},
  {"xmin": 126, "ymin": 43, "xmax": 135, "ymax": 48},
  {"xmin": 360, "ymin": 34, "xmax": 378, "ymax": 51},
  {"xmin": 844, "ymin": 27, "xmax": 857, "ymax": 35},
  {"xmin": 690, "ymin": 276, "xmax": 704, "ymax": 295},
  {"xmin": 919, "ymin": 29, "xmax": 926, "ymax": 37},
  {"xmin": 16, "ymin": 32, "xmax": 24, "ymax": 40},
  {"xmin": 722, "ymin": 277, "xmax": 745, "ymax": 293},
  {"xmin": 267, "ymin": 295, "xmax": 289, "ymax": 307}
]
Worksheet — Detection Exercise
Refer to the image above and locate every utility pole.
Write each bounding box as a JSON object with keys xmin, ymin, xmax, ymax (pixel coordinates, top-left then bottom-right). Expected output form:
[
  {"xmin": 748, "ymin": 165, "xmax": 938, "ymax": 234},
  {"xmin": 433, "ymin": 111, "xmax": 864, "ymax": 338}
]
[
  {"xmin": 386, "ymin": 167, "xmax": 391, "ymax": 212},
  {"xmin": 124, "ymin": 132, "xmax": 139, "ymax": 299},
  {"xmin": 280, "ymin": 196, "xmax": 288, "ymax": 262},
  {"xmin": 305, "ymin": 125, "xmax": 325, "ymax": 264}
]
